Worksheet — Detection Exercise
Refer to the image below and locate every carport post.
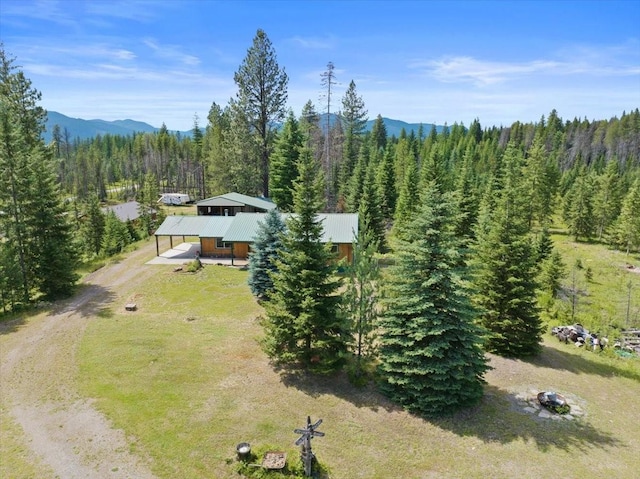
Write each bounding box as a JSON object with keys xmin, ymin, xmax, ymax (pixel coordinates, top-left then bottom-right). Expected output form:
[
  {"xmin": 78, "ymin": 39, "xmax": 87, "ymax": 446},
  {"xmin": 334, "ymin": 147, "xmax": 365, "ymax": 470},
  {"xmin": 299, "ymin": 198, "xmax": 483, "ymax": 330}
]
[{"xmin": 231, "ymin": 243, "xmax": 235, "ymax": 266}]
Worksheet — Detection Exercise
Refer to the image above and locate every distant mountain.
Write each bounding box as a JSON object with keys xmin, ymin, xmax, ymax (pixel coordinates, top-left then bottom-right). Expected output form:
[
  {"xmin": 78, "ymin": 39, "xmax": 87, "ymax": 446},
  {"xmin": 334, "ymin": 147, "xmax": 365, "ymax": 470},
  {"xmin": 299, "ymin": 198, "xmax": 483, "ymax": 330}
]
[
  {"xmin": 369, "ymin": 117, "xmax": 444, "ymax": 138},
  {"xmin": 42, "ymin": 112, "xmax": 186, "ymax": 143},
  {"xmin": 42, "ymin": 111, "xmax": 444, "ymax": 143}
]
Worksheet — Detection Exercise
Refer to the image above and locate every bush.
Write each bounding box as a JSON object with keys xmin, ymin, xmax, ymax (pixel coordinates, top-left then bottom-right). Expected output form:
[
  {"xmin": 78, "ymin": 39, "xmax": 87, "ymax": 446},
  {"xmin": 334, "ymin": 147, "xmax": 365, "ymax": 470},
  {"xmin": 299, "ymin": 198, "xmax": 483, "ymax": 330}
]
[{"xmin": 186, "ymin": 258, "xmax": 202, "ymax": 273}]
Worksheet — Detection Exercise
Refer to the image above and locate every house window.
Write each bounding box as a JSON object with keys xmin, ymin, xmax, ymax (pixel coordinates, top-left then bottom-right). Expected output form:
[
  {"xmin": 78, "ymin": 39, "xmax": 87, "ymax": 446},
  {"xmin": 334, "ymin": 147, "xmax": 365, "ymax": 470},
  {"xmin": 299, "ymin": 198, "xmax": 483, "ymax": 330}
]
[
  {"xmin": 216, "ymin": 238, "xmax": 231, "ymax": 249},
  {"xmin": 331, "ymin": 244, "xmax": 340, "ymax": 254}
]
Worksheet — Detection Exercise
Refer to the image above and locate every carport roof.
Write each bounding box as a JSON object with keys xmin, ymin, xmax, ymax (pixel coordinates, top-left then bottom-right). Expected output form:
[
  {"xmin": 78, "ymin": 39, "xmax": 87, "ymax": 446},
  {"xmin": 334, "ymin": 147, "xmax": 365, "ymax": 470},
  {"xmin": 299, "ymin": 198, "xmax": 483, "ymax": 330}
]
[{"xmin": 154, "ymin": 215, "xmax": 211, "ymax": 236}]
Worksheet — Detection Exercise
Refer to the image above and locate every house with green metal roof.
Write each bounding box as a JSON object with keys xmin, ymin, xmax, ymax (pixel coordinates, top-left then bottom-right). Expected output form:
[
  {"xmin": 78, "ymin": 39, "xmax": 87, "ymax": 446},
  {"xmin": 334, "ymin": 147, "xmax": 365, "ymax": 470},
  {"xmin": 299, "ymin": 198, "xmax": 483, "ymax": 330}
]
[{"xmin": 154, "ymin": 211, "xmax": 358, "ymax": 263}]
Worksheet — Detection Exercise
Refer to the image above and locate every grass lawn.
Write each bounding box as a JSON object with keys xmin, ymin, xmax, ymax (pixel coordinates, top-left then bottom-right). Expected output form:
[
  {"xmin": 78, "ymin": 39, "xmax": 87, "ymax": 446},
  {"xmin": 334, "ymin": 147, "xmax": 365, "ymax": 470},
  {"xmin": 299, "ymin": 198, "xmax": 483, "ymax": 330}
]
[{"xmin": 78, "ymin": 260, "xmax": 640, "ymax": 479}]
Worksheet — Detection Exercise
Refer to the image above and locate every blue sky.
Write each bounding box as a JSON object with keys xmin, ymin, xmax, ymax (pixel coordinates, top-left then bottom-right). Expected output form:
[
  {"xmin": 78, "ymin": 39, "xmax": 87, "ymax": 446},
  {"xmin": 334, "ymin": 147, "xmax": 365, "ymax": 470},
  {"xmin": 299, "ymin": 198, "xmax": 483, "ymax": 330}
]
[{"xmin": 1, "ymin": 0, "xmax": 639, "ymax": 131}]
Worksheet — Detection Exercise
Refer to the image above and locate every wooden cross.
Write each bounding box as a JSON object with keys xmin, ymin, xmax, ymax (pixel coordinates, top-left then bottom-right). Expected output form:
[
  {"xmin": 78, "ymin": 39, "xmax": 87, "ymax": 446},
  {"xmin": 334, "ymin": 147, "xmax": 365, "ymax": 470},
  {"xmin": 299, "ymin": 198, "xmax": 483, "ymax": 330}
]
[{"xmin": 294, "ymin": 416, "xmax": 324, "ymax": 477}]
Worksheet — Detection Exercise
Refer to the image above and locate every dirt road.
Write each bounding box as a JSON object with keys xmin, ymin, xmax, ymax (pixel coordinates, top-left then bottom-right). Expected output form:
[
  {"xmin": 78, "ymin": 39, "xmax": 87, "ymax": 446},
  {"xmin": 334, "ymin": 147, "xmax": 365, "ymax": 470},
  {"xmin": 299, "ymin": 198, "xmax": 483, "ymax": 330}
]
[{"xmin": 1, "ymin": 241, "xmax": 160, "ymax": 479}]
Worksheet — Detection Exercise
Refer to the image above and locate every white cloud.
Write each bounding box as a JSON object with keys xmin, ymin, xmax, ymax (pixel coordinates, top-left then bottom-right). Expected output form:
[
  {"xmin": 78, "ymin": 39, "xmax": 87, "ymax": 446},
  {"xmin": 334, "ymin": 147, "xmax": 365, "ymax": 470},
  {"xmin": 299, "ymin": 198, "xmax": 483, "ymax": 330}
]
[
  {"xmin": 142, "ymin": 37, "xmax": 201, "ymax": 66},
  {"xmin": 413, "ymin": 56, "xmax": 563, "ymax": 86},
  {"xmin": 288, "ymin": 35, "xmax": 336, "ymax": 50}
]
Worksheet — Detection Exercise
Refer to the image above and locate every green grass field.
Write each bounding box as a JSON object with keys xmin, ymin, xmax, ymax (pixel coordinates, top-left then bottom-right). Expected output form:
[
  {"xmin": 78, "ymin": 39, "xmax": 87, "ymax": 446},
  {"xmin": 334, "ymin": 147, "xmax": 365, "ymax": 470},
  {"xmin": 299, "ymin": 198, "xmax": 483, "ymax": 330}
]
[
  {"xmin": 77, "ymin": 254, "xmax": 640, "ymax": 478},
  {"xmin": 549, "ymin": 231, "xmax": 640, "ymax": 336}
]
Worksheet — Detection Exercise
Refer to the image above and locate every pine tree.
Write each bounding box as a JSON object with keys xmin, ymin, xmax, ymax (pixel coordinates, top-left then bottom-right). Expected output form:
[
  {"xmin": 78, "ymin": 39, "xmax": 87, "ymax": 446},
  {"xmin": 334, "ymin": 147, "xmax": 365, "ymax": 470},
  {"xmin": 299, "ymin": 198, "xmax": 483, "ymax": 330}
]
[
  {"xmin": 564, "ymin": 171, "xmax": 596, "ymax": 241},
  {"xmin": 0, "ymin": 47, "xmax": 79, "ymax": 303},
  {"xmin": 262, "ymin": 148, "xmax": 348, "ymax": 372},
  {"xmin": 247, "ymin": 208, "xmax": 286, "ymax": 300},
  {"xmin": 471, "ymin": 147, "xmax": 543, "ymax": 356},
  {"xmin": 101, "ymin": 211, "xmax": 132, "ymax": 257},
  {"xmin": 538, "ymin": 249, "xmax": 566, "ymax": 298},
  {"xmin": 269, "ymin": 111, "xmax": 302, "ymax": 211},
  {"xmin": 370, "ymin": 114, "xmax": 387, "ymax": 152},
  {"xmin": 593, "ymin": 160, "xmax": 621, "ymax": 241},
  {"xmin": 378, "ymin": 182, "xmax": 488, "ymax": 417},
  {"xmin": 391, "ymin": 158, "xmax": 419, "ymax": 241},
  {"xmin": 611, "ymin": 178, "xmax": 640, "ymax": 254},
  {"xmin": 358, "ymin": 166, "xmax": 387, "ymax": 253},
  {"xmin": 80, "ymin": 194, "xmax": 105, "ymax": 257},
  {"xmin": 234, "ymin": 29, "xmax": 288, "ymax": 197},
  {"xmin": 339, "ymin": 80, "xmax": 368, "ymax": 186},
  {"xmin": 345, "ymin": 142, "xmax": 370, "ymax": 212},
  {"xmin": 344, "ymin": 227, "xmax": 380, "ymax": 380},
  {"xmin": 376, "ymin": 143, "xmax": 397, "ymax": 222}
]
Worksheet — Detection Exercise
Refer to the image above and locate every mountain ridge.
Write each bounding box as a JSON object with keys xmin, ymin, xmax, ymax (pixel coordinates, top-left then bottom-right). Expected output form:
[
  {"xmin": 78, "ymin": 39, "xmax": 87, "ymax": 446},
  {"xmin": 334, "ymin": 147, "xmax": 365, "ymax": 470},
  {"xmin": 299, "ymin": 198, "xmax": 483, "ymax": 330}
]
[{"xmin": 43, "ymin": 111, "xmax": 445, "ymax": 143}]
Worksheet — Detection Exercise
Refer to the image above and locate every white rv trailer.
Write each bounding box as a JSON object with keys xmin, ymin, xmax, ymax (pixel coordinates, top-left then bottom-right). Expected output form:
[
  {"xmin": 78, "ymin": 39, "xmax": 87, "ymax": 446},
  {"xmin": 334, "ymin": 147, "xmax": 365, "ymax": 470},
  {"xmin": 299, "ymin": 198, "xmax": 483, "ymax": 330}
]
[{"xmin": 158, "ymin": 193, "xmax": 191, "ymax": 205}]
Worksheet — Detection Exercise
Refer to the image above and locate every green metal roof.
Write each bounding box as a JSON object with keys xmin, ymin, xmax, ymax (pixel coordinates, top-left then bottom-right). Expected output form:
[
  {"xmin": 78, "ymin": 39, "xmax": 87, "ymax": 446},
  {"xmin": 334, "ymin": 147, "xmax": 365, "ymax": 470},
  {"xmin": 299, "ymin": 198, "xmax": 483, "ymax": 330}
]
[
  {"xmin": 155, "ymin": 212, "xmax": 358, "ymax": 244},
  {"xmin": 196, "ymin": 192, "xmax": 276, "ymax": 211},
  {"xmin": 154, "ymin": 215, "xmax": 211, "ymax": 236},
  {"xmin": 222, "ymin": 212, "xmax": 358, "ymax": 244},
  {"xmin": 199, "ymin": 216, "xmax": 235, "ymax": 238}
]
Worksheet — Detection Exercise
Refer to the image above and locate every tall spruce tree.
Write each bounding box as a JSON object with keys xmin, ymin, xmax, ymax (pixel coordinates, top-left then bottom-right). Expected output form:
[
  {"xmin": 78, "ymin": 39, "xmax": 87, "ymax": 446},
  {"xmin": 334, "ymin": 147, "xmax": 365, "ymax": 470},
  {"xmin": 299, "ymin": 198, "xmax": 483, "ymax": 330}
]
[
  {"xmin": 269, "ymin": 111, "xmax": 302, "ymax": 211},
  {"xmin": 262, "ymin": 147, "xmax": 348, "ymax": 372},
  {"xmin": 391, "ymin": 158, "xmax": 419, "ymax": 241},
  {"xmin": 378, "ymin": 182, "xmax": 488, "ymax": 417},
  {"xmin": 234, "ymin": 29, "xmax": 288, "ymax": 197},
  {"xmin": 340, "ymin": 80, "xmax": 368, "ymax": 185},
  {"xmin": 247, "ymin": 208, "xmax": 286, "ymax": 300},
  {"xmin": 358, "ymin": 166, "xmax": 387, "ymax": 253},
  {"xmin": 0, "ymin": 47, "xmax": 78, "ymax": 303},
  {"xmin": 471, "ymin": 143, "xmax": 543, "ymax": 357}
]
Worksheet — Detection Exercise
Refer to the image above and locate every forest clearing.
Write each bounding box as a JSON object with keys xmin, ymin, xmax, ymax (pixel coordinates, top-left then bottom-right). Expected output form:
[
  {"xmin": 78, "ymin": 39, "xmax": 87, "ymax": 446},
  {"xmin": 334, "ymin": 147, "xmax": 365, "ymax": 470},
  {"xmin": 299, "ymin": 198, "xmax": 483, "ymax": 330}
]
[{"xmin": 1, "ymin": 237, "xmax": 639, "ymax": 479}]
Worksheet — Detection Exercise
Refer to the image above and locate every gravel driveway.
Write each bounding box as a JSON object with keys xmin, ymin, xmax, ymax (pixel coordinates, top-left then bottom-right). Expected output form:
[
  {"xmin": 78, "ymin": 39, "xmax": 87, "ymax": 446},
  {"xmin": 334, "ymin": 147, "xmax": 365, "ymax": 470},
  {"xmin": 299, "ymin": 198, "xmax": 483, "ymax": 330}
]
[{"xmin": 1, "ymin": 241, "xmax": 160, "ymax": 479}]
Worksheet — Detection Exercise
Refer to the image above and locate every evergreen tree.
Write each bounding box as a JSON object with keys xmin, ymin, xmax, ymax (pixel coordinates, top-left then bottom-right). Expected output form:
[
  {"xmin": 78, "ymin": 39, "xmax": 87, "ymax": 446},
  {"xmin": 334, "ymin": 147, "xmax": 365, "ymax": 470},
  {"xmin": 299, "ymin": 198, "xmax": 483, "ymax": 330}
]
[
  {"xmin": 358, "ymin": 166, "xmax": 387, "ymax": 253},
  {"xmin": 391, "ymin": 158, "xmax": 419, "ymax": 241},
  {"xmin": 471, "ymin": 141, "xmax": 543, "ymax": 357},
  {"xmin": 376, "ymin": 143, "xmax": 397, "ymax": 221},
  {"xmin": 247, "ymin": 208, "xmax": 286, "ymax": 300},
  {"xmin": 262, "ymin": 148, "xmax": 348, "ymax": 372},
  {"xmin": 535, "ymin": 227, "xmax": 554, "ymax": 262},
  {"xmin": 593, "ymin": 160, "xmax": 621, "ymax": 241},
  {"xmin": 370, "ymin": 114, "xmax": 387, "ymax": 152},
  {"xmin": 378, "ymin": 182, "xmax": 488, "ymax": 417},
  {"xmin": 269, "ymin": 111, "xmax": 302, "ymax": 211},
  {"xmin": 611, "ymin": 178, "xmax": 640, "ymax": 254},
  {"xmin": 345, "ymin": 142, "xmax": 370, "ymax": 212},
  {"xmin": 234, "ymin": 29, "xmax": 288, "ymax": 197},
  {"xmin": 340, "ymin": 80, "xmax": 368, "ymax": 183},
  {"xmin": 538, "ymin": 249, "xmax": 566, "ymax": 298},
  {"xmin": 0, "ymin": 47, "xmax": 79, "ymax": 303},
  {"xmin": 472, "ymin": 208, "xmax": 543, "ymax": 356},
  {"xmin": 565, "ymin": 172, "xmax": 596, "ymax": 241},
  {"xmin": 27, "ymin": 145, "xmax": 79, "ymax": 298},
  {"xmin": 101, "ymin": 211, "xmax": 132, "ymax": 257},
  {"xmin": 343, "ymin": 227, "xmax": 380, "ymax": 380},
  {"xmin": 81, "ymin": 194, "xmax": 105, "ymax": 257}
]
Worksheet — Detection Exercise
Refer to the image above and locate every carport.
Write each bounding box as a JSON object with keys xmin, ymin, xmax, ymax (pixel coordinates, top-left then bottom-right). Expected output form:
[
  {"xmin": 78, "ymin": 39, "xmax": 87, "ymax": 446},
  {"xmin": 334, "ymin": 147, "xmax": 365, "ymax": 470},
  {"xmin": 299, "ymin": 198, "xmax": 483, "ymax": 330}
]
[{"xmin": 153, "ymin": 216, "xmax": 211, "ymax": 256}]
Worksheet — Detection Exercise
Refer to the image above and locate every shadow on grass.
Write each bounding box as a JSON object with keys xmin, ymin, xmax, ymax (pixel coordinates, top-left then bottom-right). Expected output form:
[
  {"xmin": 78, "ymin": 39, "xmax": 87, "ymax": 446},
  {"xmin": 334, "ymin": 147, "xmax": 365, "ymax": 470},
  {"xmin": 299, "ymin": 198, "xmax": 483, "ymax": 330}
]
[
  {"xmin": 277, "ymin": 367, "xmax": 399, "ymax": 413},
  {"xmin": 278, "ymin": 367, "xmax": 624, "ymax": 453},
  {"xmin": 432, "ymin": 385, "xmax": 624, "ymax": 453},
  {"xmin": 526, "ymin": 343, "xmax": 640, "ymax": 382},
  {"xmin": 0, "ymin": 284, "xmax": 116, "ymax": 338},
  {"xmin": 49, "ymin": 283, "xmax": 116, "ymax": 318}
]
